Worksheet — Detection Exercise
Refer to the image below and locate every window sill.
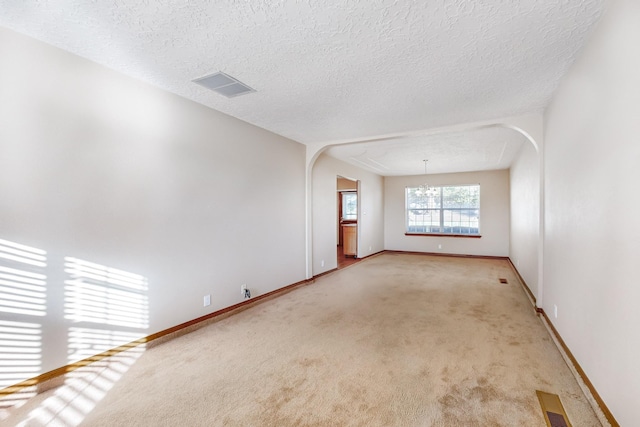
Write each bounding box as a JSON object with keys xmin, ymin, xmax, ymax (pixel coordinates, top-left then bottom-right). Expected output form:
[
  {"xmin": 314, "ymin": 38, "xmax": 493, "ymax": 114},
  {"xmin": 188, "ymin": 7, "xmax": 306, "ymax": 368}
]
[{"xmin": 404, "ymin": 233, "xmax": 481, "ymax": 238}]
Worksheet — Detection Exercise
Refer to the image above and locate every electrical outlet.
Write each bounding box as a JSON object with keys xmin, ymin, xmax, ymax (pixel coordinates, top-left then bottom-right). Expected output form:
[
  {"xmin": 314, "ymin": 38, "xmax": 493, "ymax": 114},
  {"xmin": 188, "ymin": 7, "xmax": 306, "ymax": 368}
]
[
  {"xmin": 203, "ymin": 294, "xmax": 211, "ymax": 307},
  {"xmin": 438, "ymin": 244, "xmax": 442, "ymax": 250},
  {"xmin": 321, "ymin": 259, "xmax": 325, "ymax": 267},
  {"xmin": 241, "ymin": 284, "xmax": 246, "ymax": 296},
  {"xmin": 369, "ymin": 245, "xmax": 372, "ymax": 251},
  {"xmin": 554, "ymin": 304, "xmax": 558, "ymax": 319}
]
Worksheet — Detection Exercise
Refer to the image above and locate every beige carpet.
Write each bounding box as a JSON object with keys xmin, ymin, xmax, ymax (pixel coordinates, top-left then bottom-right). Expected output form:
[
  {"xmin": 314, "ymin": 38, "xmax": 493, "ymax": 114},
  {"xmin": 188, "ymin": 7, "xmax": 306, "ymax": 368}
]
[{"xmin": 2, "ymin": 253, "xmax": 601, "ymax": 426}]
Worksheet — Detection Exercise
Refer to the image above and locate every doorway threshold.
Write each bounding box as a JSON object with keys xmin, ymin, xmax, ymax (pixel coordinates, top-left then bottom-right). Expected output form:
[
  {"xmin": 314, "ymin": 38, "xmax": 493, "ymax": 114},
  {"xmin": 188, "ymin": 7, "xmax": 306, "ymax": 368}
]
[{"xmin": 337, "ymin": 245, "xmax": 361, "ymax": 269}]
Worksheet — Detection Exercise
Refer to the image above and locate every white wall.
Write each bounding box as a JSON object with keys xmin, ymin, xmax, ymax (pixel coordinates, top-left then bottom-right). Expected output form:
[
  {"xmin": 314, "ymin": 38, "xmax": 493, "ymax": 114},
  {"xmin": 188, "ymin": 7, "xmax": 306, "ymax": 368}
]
[
  {"xmin": 509, "ymin": 142, "xmax": 539, "ymax": 297},
  {"xmin": 0, "ymin": 28, "xmax": 306, "ymax": 376},
  {"xmin": 312, "ymin": 154, "xmax": 384, "ymax": 275},
  {"xmin": 384, "ymin": 169, "xmax": 510, "ymax": 256},
  {"xmin": 543, "ymin": 0, "xmax": 640, "ymax": 424}
]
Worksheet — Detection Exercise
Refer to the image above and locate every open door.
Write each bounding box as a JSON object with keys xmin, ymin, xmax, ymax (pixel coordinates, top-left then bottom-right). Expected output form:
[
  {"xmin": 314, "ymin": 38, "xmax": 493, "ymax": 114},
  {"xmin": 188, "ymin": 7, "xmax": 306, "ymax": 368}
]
[{"xmin": 337, "ymin": 176, "xmax": 360, "ymax": 269}]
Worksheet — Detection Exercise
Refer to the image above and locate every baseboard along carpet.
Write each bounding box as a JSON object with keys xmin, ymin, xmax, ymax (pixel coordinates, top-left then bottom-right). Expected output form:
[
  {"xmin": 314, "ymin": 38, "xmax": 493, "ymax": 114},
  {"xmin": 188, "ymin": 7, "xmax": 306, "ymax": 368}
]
[{"xmin": 2, "ymin": 253, "xmax": 602, "ymax": 426}]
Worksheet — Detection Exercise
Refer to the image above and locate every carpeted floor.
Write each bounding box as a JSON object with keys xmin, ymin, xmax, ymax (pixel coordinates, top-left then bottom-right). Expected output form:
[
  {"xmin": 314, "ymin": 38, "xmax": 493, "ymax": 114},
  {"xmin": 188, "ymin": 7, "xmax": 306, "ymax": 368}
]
[{"xmin": 2, "ymin": 253, "xmax": 601, "ymax": 426}]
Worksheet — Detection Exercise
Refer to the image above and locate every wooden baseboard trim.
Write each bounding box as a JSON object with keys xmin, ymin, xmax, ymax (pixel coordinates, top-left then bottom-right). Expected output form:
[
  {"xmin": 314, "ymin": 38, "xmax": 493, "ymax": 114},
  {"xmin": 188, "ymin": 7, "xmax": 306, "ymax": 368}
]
[
  {"xmin": 313, "ymin": 268, "xmax": 338, "ymax": 279},
  {"xmin": 384, "ymin": 249, "xmax": 508, "ymax": 261},
  {"xmin": 360, "ymin": 250, "xmax": 385, "ymax": 260},
  {"xmin": 404, "ymin": 233, "xmax": 481, "ymax": 238},
  {"xmin": 0, "ymin": 276, "xmax": 314, "ymax": 399},
  {"xmin": 506, "ymin": 258, "xmax": 537, "ymax": 306},
  {"xmin": 537, "ymin": 308, "xmax": 619, "ymax": 427}
]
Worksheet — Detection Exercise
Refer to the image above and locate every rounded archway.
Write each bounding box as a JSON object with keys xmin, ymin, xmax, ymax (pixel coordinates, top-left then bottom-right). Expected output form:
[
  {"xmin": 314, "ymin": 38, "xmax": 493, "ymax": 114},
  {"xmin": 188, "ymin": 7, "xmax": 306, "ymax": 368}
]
[{"xmin": 305, "ymin": 115, "xmax": 544, "ymax": 304}]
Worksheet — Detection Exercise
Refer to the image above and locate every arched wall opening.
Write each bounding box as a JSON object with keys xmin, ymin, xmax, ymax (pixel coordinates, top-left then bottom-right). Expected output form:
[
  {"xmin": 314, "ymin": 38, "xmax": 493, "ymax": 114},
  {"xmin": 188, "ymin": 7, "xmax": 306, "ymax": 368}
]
[
  {"xmin": 305, "ymin": 115, "xmax": 543, "ymax": 305},
  {"xmin": 307, "ymin": 150, "xmax": 385, "ymax": 277}
]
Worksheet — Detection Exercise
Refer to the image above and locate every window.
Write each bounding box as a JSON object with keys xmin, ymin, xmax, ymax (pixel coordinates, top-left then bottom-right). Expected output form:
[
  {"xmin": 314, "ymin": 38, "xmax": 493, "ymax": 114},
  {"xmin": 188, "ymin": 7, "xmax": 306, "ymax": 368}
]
[
  {"xmin": 341, "ymin": 192, "xmax": 357, "ymax": 220},
  {"xmin": 405, "ymin": 185, "xmax": 480, "ymax": 235}
]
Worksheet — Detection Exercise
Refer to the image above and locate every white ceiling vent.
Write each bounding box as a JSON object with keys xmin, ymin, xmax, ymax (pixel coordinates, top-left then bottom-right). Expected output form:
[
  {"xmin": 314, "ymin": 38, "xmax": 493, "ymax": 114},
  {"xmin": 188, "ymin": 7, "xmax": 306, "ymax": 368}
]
[{"xmin": 193, "ymin": 72, "xmax": 255, "ymax": 98}]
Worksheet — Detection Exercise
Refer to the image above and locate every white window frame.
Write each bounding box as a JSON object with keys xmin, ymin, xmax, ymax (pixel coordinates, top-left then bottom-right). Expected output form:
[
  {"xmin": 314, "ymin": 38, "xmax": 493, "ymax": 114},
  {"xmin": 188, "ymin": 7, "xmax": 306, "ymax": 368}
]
[
  {"xmin": 405, "ymin": 184, "xmax": 480, "ymax": 236},
  {"xmin": 341, "ymin": 191, "xmax": 357, "ymax": 221}
]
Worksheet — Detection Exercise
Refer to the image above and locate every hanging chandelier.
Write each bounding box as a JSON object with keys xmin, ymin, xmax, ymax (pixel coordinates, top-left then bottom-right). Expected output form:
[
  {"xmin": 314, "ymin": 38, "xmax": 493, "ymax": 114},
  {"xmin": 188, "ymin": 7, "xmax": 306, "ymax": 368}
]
[{"xmin": 416, "ymin": 159, "xmax": 438, "ymax": 197}]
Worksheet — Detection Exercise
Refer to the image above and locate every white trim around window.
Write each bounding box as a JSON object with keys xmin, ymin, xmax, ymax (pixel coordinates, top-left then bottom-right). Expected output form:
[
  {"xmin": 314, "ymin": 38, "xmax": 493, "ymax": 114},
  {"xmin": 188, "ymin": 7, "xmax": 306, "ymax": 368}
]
[{"xmin": 405, "ymin": 184, "xmax": 481, "ymax": 237}]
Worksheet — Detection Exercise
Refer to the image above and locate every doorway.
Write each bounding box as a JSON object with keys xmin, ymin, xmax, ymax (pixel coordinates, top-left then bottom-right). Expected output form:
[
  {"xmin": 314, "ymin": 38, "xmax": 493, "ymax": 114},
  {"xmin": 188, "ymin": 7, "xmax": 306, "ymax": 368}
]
[{"xmin": 337, "ymin": 176, "xmax": 360, "ymax": 269}]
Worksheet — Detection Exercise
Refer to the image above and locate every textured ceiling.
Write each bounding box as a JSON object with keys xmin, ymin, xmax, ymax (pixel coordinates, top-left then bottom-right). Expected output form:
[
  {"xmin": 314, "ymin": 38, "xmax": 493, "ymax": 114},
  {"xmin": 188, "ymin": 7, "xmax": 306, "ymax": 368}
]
[
  {"xmin": 325, "ymin": 127, "xmax": 527, "ymax": 176},
  {"xmin": 0, "ymin": 0, "xmax": 605, "ymax": 172}
]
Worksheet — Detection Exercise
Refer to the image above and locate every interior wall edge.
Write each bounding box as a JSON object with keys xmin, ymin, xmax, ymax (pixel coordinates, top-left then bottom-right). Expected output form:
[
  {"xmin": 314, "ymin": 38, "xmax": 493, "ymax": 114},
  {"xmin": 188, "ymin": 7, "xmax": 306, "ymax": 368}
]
[
  {"xmin": 507, "ymin": 257, "xmax": 536, "ymax": 306},
  {"xmin": 382, "ymin": 250, "xmax": 507, "ymax": 261}
]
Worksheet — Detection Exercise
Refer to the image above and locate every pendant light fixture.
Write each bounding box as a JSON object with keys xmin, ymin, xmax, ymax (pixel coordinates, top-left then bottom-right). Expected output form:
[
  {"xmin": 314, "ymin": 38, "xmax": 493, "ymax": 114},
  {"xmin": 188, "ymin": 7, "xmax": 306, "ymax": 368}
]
[{"xmin": 416, "ymin": 159, "xmax": 438, "ymax": 198}]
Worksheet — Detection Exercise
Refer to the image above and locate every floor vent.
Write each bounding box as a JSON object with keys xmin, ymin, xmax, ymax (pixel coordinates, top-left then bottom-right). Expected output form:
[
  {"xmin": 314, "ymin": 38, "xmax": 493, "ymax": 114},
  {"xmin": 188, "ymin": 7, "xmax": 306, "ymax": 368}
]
[
  {"xmin": 499, "ymin": 278, "xmax": 508, "ymax": 284},
  {"xmin": 536, "ymin": 390, "xmax": 572, "ymax": 427}
]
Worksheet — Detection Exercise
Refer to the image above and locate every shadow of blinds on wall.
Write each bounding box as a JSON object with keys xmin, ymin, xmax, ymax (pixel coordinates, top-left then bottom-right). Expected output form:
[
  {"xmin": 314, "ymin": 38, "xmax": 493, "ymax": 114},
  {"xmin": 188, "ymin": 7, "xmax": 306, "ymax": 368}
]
[
  {"xmin": 64, "ymin": 257, "xmax": 149, "ymax": 364},
  {"xmin": 0, "ymin": 238, "xmax": 47, "ymax": 412},
  {"xmin": 19, "ymin": 257, "xmax": 153, "ymax": 425}
]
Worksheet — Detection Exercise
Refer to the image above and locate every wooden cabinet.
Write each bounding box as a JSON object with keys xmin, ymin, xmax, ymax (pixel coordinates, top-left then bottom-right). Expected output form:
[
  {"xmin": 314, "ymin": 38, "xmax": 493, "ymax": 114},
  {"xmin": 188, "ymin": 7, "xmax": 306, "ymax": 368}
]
[{"xmin": 342, "ymin": 224, "xmax": 357, "ymax": 257}]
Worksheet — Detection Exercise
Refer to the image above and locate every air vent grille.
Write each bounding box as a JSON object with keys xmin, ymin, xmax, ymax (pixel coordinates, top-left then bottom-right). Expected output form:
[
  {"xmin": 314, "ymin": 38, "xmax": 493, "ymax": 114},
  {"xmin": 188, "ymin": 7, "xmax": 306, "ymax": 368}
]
[{"xmin": 193, "ymin": 72, "xmax": 255, "ymax": 98}]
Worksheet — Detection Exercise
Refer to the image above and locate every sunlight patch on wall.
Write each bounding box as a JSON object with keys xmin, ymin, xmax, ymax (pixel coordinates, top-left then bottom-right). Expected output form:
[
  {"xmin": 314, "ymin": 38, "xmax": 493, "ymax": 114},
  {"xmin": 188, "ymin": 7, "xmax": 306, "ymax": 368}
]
[
  {"xmin": 64, "ymin": 257, "xmax": 148, "ymax": 330},
  {"xmin": 16, "ymin": 258, "xmax": 151, "ymax": 426},
  {"xmin": 1, "ymin": 250, "xmax": 151, "ymax": 424},
  {"xmin": 0, "ymin": 320, "xmax": 41, "ymax": 415},
  {"xmin": 0, "ymin": 320, "xmax": 41, "ymax": 388},
  {"xmin": 0, "ymin": 239, "xmax": 46, "ymax": 269},
  {"xmin": 0, "ymin": 240, "xmax": 47, "ymax": 317},
  {"xmin": 0, "ymin": 239, "xmax": 46, "ymax": 416}
]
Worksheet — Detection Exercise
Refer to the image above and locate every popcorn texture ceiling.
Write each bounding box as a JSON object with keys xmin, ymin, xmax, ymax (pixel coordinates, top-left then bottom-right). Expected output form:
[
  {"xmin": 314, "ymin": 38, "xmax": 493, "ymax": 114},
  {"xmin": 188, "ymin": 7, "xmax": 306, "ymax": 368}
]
[{"xmin": 0, "ymin": 0, "xmax": 605, "ymax": 173}]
